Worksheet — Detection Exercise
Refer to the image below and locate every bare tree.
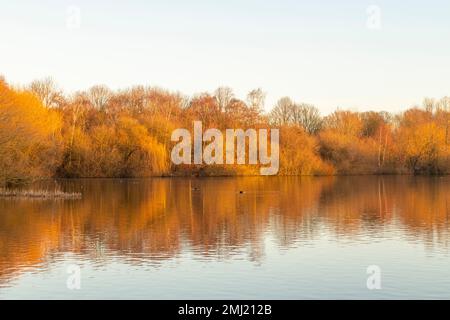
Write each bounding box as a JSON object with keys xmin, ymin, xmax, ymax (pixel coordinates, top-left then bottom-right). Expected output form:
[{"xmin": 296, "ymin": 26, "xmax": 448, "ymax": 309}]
[
  {"xmin": 64, "ymin": 93, "xmax": 90, "ymax": 167},
  {"xmin": 437, "ymin": 96, "xmax": 450, "ymax": 112},
  {"xmin": 291, "ymin": 103, "xmax": 323, "ymax": 134},
  {"xmin": 423, "ymin": 97, "xmax": 436, "ymax": 113},
  {"xmin": 269, "ymin": 97, "xmax": 294, "ymax": 125},
  {"xmin": 436, "ymin": 97, "xmax": 450, "ymax": 145},
  {"xmin": 214, "ymin": 87, "xmax": 234, "ymax": 112},
  {"xmin": 29, "ymin": 77, "xmax": 63, "ymax": 108},
  {"xmin": 87, "ymin": 85, "xmax": 112, "ymax": 110},
  {"xmin": 247, "ymin": 88, "xmax": 266, "ymax": 111}
]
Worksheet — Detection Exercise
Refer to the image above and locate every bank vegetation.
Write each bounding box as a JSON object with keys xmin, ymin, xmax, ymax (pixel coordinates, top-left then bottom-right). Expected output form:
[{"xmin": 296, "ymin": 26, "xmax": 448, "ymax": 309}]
[{"xmin": 1, "ymin": 77, "xmax": 450, "ymax": 185}]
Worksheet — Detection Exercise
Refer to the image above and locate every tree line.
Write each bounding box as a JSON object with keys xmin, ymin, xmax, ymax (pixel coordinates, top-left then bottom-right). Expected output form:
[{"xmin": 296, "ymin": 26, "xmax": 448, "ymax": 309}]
[{"xmin": 1, "ymin": 76, "xmax": 450, "ymax": 185}]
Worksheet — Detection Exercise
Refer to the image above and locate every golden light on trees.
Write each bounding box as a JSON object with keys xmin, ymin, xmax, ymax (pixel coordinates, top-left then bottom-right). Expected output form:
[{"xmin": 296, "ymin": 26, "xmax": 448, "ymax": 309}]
[{"xmin": 1, "ymin": 76, "xmax": 450, "ymax": 185}]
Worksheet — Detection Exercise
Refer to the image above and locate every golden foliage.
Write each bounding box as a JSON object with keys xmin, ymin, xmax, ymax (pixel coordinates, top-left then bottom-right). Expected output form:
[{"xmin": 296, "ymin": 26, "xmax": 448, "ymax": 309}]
[
  {"xmin": 2, "ymin": 77, "xmax": 450, "ymax": 181},
  {"xmin": 279, "ymin": 126, "xmax": 334, "ymax": 175},
  {"xmin": 0, "ymin": 80, "xmax": 62, "ymax": 184},
  {"xmin": 396, "ymin": 121, "xmax": 450, "ymax": 174}
]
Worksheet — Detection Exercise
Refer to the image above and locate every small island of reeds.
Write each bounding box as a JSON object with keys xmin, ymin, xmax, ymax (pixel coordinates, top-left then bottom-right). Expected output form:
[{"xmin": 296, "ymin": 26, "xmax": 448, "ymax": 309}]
[{"xmin": 0, "ymin": 188, "xmax": 82, "ymax": 200}]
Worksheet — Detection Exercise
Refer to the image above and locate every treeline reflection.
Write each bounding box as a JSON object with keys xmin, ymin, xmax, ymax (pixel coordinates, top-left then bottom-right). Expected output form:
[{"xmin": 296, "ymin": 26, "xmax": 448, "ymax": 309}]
[{"xmin": 0, "ymin": 177, "xmax": 449, "ymax": 283}]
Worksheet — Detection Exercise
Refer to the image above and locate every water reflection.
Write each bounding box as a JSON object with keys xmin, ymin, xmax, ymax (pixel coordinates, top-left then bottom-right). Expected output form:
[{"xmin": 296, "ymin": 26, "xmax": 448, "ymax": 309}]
[{"xmin": 0, "ymin": 176, "xmax": 449, "ymax": 294}]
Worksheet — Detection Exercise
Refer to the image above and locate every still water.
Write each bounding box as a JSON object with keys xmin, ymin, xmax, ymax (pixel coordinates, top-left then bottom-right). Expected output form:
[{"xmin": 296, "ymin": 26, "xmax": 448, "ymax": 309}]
[{"xmin": 0, "ymin": 176, "xmax": 449, "ymax": 299}]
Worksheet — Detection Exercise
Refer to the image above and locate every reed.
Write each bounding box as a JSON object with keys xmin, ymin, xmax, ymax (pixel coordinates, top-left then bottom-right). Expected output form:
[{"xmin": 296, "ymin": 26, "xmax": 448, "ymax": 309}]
[{"xmin": 0, "ymin": 188, "xmax": 82, "ymax": 199}]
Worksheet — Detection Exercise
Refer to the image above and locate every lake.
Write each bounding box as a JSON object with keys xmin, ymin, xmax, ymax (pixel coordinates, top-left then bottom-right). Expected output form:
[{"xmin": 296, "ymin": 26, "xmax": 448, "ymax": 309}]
[{"xmin": 0, "ymin": 176, "xmax": 449, "ymax": 299}]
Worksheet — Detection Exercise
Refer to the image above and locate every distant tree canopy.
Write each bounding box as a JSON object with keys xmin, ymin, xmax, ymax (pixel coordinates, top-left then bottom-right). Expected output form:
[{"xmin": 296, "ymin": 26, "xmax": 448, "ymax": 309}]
[{"xmin": 1, "ymin": 77, "xmax": 450, "ymax": 185}]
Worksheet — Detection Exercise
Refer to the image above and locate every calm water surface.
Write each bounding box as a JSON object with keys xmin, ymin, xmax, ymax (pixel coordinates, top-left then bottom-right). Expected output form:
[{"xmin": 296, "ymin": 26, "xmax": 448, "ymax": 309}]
[{"xmin": 0, "ymin": 176, "xmax": 449, "ymax": 299}]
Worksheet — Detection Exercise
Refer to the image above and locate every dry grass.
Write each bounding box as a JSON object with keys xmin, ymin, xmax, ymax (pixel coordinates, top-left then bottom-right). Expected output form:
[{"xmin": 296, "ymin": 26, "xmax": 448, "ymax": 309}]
[{"xmin": 0, "ymin": 188, "xmax": 82, "ymax": 199}]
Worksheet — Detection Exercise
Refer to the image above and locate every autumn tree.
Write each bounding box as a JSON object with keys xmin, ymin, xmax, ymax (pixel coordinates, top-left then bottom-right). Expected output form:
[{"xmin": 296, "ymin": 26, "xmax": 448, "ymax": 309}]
[
  {"xmin": 186, "ymin": 93, "xmax": 221, "ymax": 127},
  {"xmin": 0, "ymin": 80, "xmax": 62, "ymax": 184},
  {"xmin": 396, "ymin": 107, "xmax": 450, "ymax": 174},
  {"xmin": 87, "ymin": 85, "xmax": 112, "ymax": 110},
  {"xmin": 214, "ymin": 87, "xmax": 234, "ymax": 112},
  {"xmin": 290, "ymin": 103, "xmax": 322, "ymax": 134},
  {"xmin": 279, "ymin": 126, "xmax": 334, "ymax": 175},
  {"xmin": 4, "ymin": 76, "xmax": 450, "ymax": 179},
  {"xmin": 29, "ymin": 77, "xmax": 64, "ymax": 108},
  {"xmin": 247, "ymin": 88, "xmax": 265, "ymax": 112},
  {"xmin": 269, "ymin": 97, "xmax": 294, "ymax": 125}
]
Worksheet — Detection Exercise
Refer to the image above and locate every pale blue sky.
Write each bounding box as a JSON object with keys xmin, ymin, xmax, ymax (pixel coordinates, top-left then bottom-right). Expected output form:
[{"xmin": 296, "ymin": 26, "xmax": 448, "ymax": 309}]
[{"xmin": 1, "ymin": 0, "xmax": 449, "ymax": 113}]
